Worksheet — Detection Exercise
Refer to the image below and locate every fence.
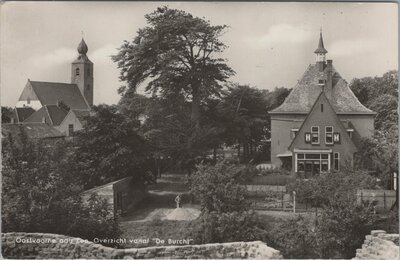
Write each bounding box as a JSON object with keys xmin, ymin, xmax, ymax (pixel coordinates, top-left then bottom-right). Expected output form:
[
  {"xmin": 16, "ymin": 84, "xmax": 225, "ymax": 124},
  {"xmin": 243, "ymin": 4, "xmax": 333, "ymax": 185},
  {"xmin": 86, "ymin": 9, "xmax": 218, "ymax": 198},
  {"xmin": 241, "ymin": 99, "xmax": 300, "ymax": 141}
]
[
  {"xmin": 245, "ymin": 174, "xmax": 295, "ymax": 186},
  {"xmin": 357, "ymin": 189, "xmax": 397, "ymax": 213}
]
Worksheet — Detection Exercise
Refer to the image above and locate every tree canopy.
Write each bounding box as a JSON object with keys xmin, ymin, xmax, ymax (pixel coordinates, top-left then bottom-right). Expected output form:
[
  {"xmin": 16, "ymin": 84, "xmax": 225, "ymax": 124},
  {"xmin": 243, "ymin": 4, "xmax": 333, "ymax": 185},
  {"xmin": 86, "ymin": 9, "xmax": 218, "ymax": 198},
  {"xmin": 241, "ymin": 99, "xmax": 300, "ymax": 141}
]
[
  {"xmin": 112, "ymin": 6, "xmax": 235, "ymax": 126},
  {"xmin": 1, "ymin": 128, "xmax": 120, "ymax": 243},
  {"xmin": 74, "ymin": 104, "xmax": 152, "ymax": 188}
]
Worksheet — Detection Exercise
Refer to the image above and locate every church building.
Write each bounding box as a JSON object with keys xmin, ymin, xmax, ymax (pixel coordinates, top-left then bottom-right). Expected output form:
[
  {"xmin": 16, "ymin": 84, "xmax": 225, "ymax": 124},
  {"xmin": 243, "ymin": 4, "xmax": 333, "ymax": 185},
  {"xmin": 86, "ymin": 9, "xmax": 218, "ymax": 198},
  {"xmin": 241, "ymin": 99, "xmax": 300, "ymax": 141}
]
[
  {"xmin": 269, "ymin": 32, "xmax": 375, "ymax": 176},
  {"xmin": 7, "ymin": 38, "xmax": 94, "ymax": 137}
]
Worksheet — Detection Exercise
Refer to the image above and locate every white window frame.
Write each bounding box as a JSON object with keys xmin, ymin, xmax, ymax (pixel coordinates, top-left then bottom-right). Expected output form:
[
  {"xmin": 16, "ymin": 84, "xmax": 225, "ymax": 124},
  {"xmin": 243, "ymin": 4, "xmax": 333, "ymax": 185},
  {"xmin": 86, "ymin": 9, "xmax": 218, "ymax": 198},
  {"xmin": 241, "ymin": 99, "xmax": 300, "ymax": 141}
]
[
  {"xmin": 295, "ymin": 152, "xmax": 331, "ymax": 173},
  {"xmin": 325, "ymin": 126, "xmax": 333, "ymax": 145},
  {"xmin": 311, "ymin": 126, "xmax": 320, "ymax": 145}
]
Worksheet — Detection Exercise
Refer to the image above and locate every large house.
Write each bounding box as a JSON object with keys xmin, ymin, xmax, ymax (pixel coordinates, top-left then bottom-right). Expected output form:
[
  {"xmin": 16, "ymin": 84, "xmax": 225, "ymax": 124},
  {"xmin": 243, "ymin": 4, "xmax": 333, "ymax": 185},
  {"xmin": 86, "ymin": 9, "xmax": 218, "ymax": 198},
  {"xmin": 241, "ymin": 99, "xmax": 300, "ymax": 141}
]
[
  {"xmin": 269, "ymin": 32, "xmax": 375, "ymax": 176},
  {"xmin": 3, "ymin": 38, "xmax": 93, "ymax": 139}
]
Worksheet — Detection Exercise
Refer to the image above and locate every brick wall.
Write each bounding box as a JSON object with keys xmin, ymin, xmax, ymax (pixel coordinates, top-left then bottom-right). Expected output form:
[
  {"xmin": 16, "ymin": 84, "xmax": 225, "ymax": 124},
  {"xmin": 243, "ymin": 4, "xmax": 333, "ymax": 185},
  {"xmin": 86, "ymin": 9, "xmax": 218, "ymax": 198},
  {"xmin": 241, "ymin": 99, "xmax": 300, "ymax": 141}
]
[
  {"xmin": 2, "ymin": 233, "xmax": 282, "ymax": 259},
  {"xmin": 353, "ymin": 230, "xmax": 399, "ymax": 259}
]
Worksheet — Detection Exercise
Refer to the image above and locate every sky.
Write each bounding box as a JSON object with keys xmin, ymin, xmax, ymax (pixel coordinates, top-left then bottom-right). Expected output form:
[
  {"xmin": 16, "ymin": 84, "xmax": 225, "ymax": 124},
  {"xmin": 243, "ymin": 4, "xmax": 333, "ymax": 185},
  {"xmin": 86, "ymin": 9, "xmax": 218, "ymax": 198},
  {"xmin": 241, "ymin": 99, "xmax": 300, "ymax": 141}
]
[{"xmin": 1, "ymin": 2, "xmax": 397, "ymax": 107}]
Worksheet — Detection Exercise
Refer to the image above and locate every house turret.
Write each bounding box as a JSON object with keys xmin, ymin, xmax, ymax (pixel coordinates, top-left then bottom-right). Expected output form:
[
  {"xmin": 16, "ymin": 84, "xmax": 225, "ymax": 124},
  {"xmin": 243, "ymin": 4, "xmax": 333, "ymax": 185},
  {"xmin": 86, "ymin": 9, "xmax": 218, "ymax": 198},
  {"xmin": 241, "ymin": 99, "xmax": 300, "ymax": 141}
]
[{"xmin": 314, "ymin": 30, "xmax": 328, "ymax": 72}]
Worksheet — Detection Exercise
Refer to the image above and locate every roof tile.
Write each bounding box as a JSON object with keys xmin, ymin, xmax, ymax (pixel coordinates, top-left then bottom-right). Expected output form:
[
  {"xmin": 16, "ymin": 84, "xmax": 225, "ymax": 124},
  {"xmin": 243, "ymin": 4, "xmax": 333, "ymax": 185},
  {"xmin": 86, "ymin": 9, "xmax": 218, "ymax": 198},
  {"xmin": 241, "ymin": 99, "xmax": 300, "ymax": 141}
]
[
  {"xmin": 29, "ymin": 81, "xmax": 89, "ymax": 110},
  {"xmin": 271, "ymin": 64, "xmax": 374, "ymax": 114}
]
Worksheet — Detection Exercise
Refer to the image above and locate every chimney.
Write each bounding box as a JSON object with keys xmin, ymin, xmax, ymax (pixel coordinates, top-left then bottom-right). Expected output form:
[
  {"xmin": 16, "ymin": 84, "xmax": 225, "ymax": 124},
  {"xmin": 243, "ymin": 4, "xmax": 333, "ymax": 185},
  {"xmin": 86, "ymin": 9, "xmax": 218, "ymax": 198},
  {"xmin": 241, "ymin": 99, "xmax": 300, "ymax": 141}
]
[
  {"xmin": 326, "ymin": 60, "xmax": 333, "ymax": 89},
  {"xmin": 42, "ymin": 117, "xmax": 46, "ymax": 123}
]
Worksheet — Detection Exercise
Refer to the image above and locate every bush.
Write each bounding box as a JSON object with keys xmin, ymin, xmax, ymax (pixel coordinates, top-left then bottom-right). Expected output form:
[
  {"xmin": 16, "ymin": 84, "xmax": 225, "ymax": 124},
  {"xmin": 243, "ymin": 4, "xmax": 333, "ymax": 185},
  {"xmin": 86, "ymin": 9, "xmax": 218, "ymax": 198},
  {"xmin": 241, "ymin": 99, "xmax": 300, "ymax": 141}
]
[
  {"xmin": 1, "ymin": 131, "xmax": 121, "ymax": 246},
  {"xmin": 315, "ymin": 195, "xmax": 375, "ymax": 259},
  {"xmin": 193, "ymin": 210, "xmax": 267, "ymax": 244},
  {"xmin": 188, "ymin": 160, "xmax": 249, "ymax": 213},
  {"xmin": 286, "ymin": 171, "xmax": 378, "ymax": 207},
  {"xmin": 267, "ymin": 216, "xmax": 318, "ymax": 259}
]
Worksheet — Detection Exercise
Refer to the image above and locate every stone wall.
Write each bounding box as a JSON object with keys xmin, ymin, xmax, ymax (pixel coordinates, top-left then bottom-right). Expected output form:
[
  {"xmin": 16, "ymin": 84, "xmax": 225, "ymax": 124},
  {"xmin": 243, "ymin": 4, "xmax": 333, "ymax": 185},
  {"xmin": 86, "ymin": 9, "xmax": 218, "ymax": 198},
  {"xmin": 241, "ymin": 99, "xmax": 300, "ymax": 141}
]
[
  {"xmin": 353, "ymin": 230, "xmax": 399, "ymax": 259},
  {"xmin": 2, "ymin": 232, "xmax": 282, "ymax": 259}
]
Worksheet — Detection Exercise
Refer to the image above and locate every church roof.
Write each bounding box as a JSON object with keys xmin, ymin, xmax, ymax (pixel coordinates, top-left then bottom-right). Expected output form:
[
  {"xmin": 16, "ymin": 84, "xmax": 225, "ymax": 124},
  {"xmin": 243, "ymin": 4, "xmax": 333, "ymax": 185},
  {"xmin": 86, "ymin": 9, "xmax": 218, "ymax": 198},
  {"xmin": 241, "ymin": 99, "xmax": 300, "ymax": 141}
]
[
  {"xmin": 270, "ymin": 64, "xmax": 374, "ymax": 114},
  {"xmin": 14, "ymin": 107, "xmax": 35, "ymax": 123},
  {"xmin": 2, "ymin": 123, "xmax": 64, "ymax": 139},
  {"xmin": 28, "ymin": 81, "xmax": 90, "ymax": 110},
  {"xmin": 24, "ymin": 105, "xmax": 69, "ymax": 126}
]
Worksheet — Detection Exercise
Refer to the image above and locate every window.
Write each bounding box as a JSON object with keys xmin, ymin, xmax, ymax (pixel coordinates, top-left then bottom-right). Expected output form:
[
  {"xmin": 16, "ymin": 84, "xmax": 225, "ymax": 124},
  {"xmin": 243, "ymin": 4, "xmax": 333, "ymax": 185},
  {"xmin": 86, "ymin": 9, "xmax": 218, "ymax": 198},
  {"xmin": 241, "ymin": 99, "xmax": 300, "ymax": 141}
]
[
  {"xmin": 27, "ymin": 97, "xmax": 31, "ymax": 105},
  {"xmin": 334, "ymin": 152, "xmax": 340, "ymax": 171},
  {"xmin": 321, "ymin": 104, "xmax": 324, "ymax": 112},
  {"xmin": 76, "ymin": 68, "xmax": 80, "ymax": 76},
  {"xmin": 325, "ymin": 126, "xmax": 333, "ymax": 144},
  {"xmin": 68, "ymin": 124, "xmax": 74, "ymax": 136},
  {"xmin": 86, "ymin": 84, "xmax": 90, "ymax": 90},
  {"xmin": 87, "ymin": 68, "xmax": 90, "ymax": 75},
  {"xmin": 296, "ymin": 153, "xmax": 330, "ymax": 174},
  {"xmin": 291, "ymin": 129, "xmax": 299, "ymax": 139},
  {"xmin": 318, "ymin": 79, "xmax": 325, "ymax": 85},
  {"xmin": 333, "ymin": 133, "xmax": 340, "ymax": 143},
  {"xmin": 347, "ymin": 129, "xmax": 353, "ymax": 139},
  {"xmin": 311, "ymin": 126, "xmax": 319, "ymax": 144}
]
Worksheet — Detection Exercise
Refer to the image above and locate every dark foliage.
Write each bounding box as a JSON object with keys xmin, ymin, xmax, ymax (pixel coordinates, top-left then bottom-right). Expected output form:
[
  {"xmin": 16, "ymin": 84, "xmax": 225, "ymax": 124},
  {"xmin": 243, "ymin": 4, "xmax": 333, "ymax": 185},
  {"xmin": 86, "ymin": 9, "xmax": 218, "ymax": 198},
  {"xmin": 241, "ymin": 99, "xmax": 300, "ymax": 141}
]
[
  {"xmin": 73, "ymin": 104, "xmax": 153, "ymax": 188},
  {"xmin": 1, "ymin": 128, "xmax": 121, "ymax": 245}
]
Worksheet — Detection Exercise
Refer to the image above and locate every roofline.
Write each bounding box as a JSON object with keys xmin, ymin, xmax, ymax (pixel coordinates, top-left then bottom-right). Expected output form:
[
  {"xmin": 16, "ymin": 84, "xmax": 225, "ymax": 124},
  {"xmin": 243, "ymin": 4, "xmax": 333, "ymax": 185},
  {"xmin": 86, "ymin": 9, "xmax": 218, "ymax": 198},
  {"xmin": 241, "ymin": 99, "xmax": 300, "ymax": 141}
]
[
  {"xmin": 44, "ymin": 105, "xmax": 54, "ymax": 125},
  {"xmin": 288, "ymin": 91, "xmax": 358, "ymax": 151},
  {"xmin": 58, "ymin": 109, "xmax": 74, "ymax": 126}
]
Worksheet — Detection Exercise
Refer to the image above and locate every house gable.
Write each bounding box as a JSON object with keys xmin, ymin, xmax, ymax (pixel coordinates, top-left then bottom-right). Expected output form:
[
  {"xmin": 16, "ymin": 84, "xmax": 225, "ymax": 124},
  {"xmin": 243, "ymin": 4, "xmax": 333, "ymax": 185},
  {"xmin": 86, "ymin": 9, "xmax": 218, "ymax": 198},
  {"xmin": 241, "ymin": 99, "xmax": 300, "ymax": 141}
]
[
  {"xmin": 18, "ymin": 81, "xmax": 39, "ymax": 101},
  {"xmin": 289, "ymin": 91, "xmax": 357, "ymax": 154},
  {"xmin": 23, "ymin": 106, "xmax": 52, "ymax": 125}
]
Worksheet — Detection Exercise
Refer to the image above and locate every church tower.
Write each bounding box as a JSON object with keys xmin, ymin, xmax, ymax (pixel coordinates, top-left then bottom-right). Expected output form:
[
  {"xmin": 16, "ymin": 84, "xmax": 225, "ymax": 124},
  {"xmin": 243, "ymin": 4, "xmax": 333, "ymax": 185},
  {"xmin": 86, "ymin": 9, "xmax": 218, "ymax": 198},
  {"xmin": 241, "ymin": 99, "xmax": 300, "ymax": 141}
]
[{"xmin": 71, "ymin": 38, "xmax": 94, "ymax": 106}]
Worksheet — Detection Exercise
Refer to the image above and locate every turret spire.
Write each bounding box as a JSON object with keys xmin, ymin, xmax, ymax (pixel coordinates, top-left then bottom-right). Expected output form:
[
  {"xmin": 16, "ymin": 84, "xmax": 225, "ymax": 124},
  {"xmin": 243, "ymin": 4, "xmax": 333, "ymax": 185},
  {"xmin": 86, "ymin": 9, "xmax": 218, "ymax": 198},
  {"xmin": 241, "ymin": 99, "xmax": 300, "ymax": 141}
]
[{"xmin": 314, "ymin": 30, "xmax": 328, "ymax": 54}]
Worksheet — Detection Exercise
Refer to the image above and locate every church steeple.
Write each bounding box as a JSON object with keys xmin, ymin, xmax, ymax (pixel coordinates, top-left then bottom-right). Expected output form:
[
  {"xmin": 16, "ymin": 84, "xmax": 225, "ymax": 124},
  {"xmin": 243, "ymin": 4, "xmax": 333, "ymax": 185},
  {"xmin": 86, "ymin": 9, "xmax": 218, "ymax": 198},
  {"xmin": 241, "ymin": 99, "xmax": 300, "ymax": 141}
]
[
  {"xmin": 77, "ymin": 38, "xmax": 88, "ymax": 55},
  {"xmin": 71, "ymin": 37, "xmax": 94, "ymax": 106},
  {"xmin": 314, "ymin": 30, "xmax": 328, "ymax": 71}
]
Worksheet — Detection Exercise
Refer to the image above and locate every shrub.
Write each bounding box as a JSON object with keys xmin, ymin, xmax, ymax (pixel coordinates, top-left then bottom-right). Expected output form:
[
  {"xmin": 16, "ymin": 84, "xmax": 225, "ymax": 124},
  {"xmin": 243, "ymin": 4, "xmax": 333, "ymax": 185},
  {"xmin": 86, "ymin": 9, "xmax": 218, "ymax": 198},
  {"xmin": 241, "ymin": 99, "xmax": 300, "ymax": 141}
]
[
  {"xmin": 1, "ymin": 131, "xmax": 121, "ymax": 246},
  {"xmin": 193, "ymin": 210, "xmax": 267, "ymax": 244},
  {"xmin": 315, "ymin": 195, "xmax": 375, "ymax": 259},
  {"xmin": 267, "ymin": 216, "xmax": 319, "ymax": 259},
  {"xmin": 188, "ymin": 160, "xmax": 249, "ymax": 213},
  {"xmin": 286, "ymin": 170, "xmax": 378, "ymax": 208}
]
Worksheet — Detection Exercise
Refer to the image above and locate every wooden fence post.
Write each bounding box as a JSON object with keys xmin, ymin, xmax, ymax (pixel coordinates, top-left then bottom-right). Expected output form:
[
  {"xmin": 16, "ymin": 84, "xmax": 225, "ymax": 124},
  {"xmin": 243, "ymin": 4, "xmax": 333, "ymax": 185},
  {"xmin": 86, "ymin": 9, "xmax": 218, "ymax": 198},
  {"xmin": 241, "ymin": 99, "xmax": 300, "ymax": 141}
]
[{"xmin": 293, "ymin": 191, "xmax": 296, "ymax": 213}]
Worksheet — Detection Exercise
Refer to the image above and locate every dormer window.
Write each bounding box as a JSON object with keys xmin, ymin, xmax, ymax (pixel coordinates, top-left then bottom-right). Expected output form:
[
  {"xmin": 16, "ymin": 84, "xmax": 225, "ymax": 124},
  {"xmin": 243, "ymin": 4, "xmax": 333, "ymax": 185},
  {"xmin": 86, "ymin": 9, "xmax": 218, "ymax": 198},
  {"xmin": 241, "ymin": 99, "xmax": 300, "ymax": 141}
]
[
  {"xmin": 325, "ymin": 126, "xmax": 333, "ymax": 144},
  {"xmin": 290, "ymin": 129, "xmax": 299, "ymax": 139},
  {"xmin": 76, "ymin": 68, "xmax": 80, "ymax": 76},
  {"xmin": 311, "ymin": 126, "xmax": 319, "ymax": 144}
]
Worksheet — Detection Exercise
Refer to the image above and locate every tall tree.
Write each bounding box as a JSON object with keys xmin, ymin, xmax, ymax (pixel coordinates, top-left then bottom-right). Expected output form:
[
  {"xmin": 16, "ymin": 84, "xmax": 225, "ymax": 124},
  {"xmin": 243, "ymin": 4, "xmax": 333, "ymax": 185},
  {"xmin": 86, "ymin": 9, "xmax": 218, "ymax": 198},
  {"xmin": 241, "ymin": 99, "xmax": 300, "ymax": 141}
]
[
  {"xmin": 210, "ymin": 84, "xmax": 271, "ymax": 162},
  {"xmin": 112, "ymin": 7, "xmax": 235, "ymax": 127},
  {"xmin": 74, "ymin": 105, "xmax": 151, "ymax": 188}
]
